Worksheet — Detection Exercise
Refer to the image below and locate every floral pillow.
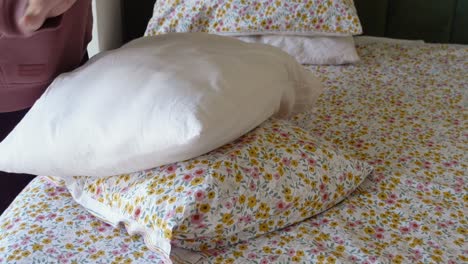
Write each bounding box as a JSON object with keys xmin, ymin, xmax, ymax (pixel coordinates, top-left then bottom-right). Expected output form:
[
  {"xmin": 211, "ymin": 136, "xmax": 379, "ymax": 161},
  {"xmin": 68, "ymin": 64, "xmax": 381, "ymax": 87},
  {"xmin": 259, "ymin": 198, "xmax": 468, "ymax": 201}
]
[
  {"xmin": 145, "ymin": 0, "xmax": 363, "ymax": 37},
  {"xmin": 65, "ymin": 119, "xmax": 372, "ymax": 257}
]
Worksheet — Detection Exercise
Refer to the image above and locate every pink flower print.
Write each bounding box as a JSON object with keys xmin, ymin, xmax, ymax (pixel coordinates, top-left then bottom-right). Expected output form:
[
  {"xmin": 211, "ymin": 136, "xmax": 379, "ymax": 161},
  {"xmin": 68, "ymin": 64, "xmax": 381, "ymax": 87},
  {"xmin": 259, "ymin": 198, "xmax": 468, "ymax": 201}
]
[
  {"xmin": 96, "ymin": 186, "xmax": 102, "ymax": 195},
  {"xmin": 48, "ymin": 213, "xmax": 57, "ymax": 219},
  {"xmin": 77, "ymin": 215, "xmax": 86, "ymax": 221},
  {"xmin": 438, "ymin": 222, "xmax": 448, "ymax": 228},
  {"xmin": 216, "ymin": 240, "xmax": 225, "ymax": 247},
  {"xmin": 249, "ymin": 181, "xmax": 257, "ymax": 191},
  {"xmin": 183, "ymin": 174, "xmax": 193, "ymax": 182},
  {"xmin": 134, "ymin": 207, "xmax": 142, "ymax": 219},
  {"xmin": 321, "ymin": 218, "xmax": 330, "ymax": 225},
  {"xmin": 274, "ymin": 173, "xmax": 280, "ymax": 180},
  {"xmin": 36, "ymin": 215, "xmax": 46, "ymax": 221},
  {"xmin": 98, "ymin": 227, "xmax": 106, "ymax": 232},
  {"xmin": 280, "ymin": 132, "xmax": 289, "ymax": 138},
  {"xmin": 248, "ymin": 253, "xmax": 257, "ymax": 259},
  {"xmin": 269, "ymin": 255, "xmax": 279, "ymax": 262},
  {"xmin": 288, "ymin": 249, "xmax": 295, "ymax": 256},
  {"xmin": 260, "ymin": 258, "xmax": 269, "ymax": 264},
  {"xmin": 231, "ymin": 196, "xmax": 238, "ymax": 203},
  {"xmin": 399, "ymin": 226, "xmax": 410, "ymax": 235},
  {"xmin": 319, "ymin": 183, "xmax": 326, "ymax": 192},
  {"xmin": 322, "ymin": 193, "xmax": 329, "ymax": 201},
  {"xmin": 276, "ymin": 201, "xmax": 287, "ymax": 211},
  {"xmin": 191, "ymin": 214, "xmax": 203, "ymax": 225},
  {"xmin": 282, "ymin": 157, "xmax": 291, "ymax": 166},
  {"xmin": 386, "ymin": 199, "xmax": 395, "ymax": 205},
  {"xmin": 88, "ymin": 248, "xmax": 97, "ymax": 254},
  {"xmin": 375, "ymin": 227, "xmax": 385, "ymax": 233},
  {"xmin": 58, "ymin": 255, "xmax": 68, "ymax": 263},
  {"xmin": 224, "ymin": 201, "xmax": 233, "ymax": 210},
  {"xmin": 423, "ymin": 161, "xmax": 432, "ymax": 169},
  {"xmin": 195, "ymin": 169, "xmax": 205, "ymax": 176},
  {"xmin": 410, "ymin": 222, "xmax": 419, "ymax": 230},
  {"xmin": 375, "ymin": 233, "xmax": 384, "ymax": 239},
  {"xmin": 195, "ymin": 190, "xmax": 205, "ymax": 201},
  {"xmin": 369, "ymin": 256, "xmax": 378, "ymax": 263},
  {"xmin": 241, "ymin": 215, "xmax": 253, "ymax": 224},
  {"xmin": 148, "ymin": 255, "xmax": 157, "ymax": 260},
  {"xmin": 251, "ymin": 171, "xmax": 260, "ymax": 179},
  {"xmin": 349, "ymin": 256, "xmax": 359, "ymax": 262},
  {"xmin": 166, "ymin": 165, "xmax": 177, "ymax": 173},
  {"xmin": 308, "ymin": 158, "xmax": 316, "ymax": 166}
]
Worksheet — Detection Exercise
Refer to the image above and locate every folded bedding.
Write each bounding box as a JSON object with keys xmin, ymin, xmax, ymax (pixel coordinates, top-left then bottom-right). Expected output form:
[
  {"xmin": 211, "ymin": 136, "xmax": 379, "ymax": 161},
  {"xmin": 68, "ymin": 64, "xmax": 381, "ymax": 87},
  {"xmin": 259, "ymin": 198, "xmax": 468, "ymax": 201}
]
[
  {"xmin": 145, "ymin": 0, "xmax": 363, "ymax": 65},
  {"xmin": 1, "ymin": 40, "xmax": 466, "ymax": 264},
  {"xmin": 64, "ymin": 118, "xmax": 372, "ymax": 258}
]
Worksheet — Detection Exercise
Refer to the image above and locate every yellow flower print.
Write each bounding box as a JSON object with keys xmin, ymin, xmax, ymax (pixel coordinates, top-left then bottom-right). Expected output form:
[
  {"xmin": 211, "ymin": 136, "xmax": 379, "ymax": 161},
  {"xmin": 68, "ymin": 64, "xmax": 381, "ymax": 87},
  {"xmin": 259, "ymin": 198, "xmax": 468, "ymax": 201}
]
[
  {"xmin": 262, "ymin": 246, "xmax": 272, "ymax": 253},
  {"xmin": 207, "ymin": 191, "xmax": 216, "ymax": 199},
  {"xmin": 258, "ymin": 223, "xmax": 270, "ymax": 233},
  {"xmin": 364, "ymin": 227, "xmax": 375, "ymax": 235},
  {"xmin": 168, "ymin": 197, "xmax": 177, "ymax": 204},
  {"xmin": 456, "ymin": 227, "xmax": 467, "ymax": 235},
  {"xmin": 222, "ymin": 213, "xmax": 233, "ymax": 224},
  {"xmin": 292, "ymin": 256, "xmax": 302, "ymax": 262},
  {"xmin": 164, "ymin": 229, "xmax": 172, "ymax": 239},
  {"xmin": 238, "ymin": 244, "xmax": 248, "ymax": 251},
  {"xmin": 179, "ymin": 224, "xmax": 188, "ymax": 232},
  {"xmin": 199, "ymin": 204, "xmax": 211, "ymax": 213},
  {"xmin": 32, "ymin": 243, "xmax": 43, "ymax": 251},
  {"xmin": 132, "ymin": 252, "xmax": 143, "ymax": 259},
  {"xmin": 191, "ymin": 177, "xmax": 204, "ymax": 186},
  {"xmin": 248, "ymin": 196, "xmax": 257, "ymax": 208},
  {"xmin": 65, "ymin": 243, "xmax": 74, "ymax": 250}
]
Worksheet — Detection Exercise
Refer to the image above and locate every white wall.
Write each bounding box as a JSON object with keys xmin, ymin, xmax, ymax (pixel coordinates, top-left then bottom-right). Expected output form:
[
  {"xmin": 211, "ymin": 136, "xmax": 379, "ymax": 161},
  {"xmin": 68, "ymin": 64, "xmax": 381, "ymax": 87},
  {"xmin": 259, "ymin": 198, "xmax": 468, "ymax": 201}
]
[{"xmin": 88, "ymin": 0, "xmax": 123, "ymax": 57}]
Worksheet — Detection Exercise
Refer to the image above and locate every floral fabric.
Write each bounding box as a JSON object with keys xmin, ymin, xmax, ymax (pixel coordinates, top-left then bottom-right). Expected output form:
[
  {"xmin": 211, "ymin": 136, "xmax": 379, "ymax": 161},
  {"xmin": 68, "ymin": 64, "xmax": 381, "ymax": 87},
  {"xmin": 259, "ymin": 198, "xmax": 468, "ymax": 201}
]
[
  {"xmin": 1, "ymin": 41, "xmax": 467, "ymax": 264},
  {"xmin": 145, "ymin": 0, "xmax": 362, "ymax": 37},
  {"xmin": 64, "ymin": 119, "xmax": 372, "ymax": 257}
]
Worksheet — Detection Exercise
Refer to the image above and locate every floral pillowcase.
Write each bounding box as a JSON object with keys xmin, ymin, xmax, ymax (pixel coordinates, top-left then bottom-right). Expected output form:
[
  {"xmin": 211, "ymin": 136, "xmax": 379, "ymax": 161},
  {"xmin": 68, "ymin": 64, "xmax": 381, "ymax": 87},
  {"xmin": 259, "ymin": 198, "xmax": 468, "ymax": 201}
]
[
  {"xmin": 145, "ymin": 0, "xmax": 363, "ymax": 37},
  {"xmin": 64, "ymin": 119, "xmax": 372, "ymax": 257}
]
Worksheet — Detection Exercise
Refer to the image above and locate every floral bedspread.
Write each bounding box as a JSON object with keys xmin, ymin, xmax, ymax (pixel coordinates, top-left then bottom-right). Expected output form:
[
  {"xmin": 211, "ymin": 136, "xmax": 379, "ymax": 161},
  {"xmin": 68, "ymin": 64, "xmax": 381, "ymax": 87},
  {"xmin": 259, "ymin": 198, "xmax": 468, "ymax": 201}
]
[{"xmin": 1, "ymin": 41, "xmax": 467, "ymax": 264}]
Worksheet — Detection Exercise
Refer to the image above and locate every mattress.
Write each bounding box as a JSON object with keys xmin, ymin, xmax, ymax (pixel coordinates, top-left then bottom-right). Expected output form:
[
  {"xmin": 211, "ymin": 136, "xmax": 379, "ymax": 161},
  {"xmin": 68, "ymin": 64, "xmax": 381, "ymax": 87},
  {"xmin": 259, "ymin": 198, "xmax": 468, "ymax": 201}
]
[{"xmin": 1, "ymin": 40, "xmax": 466, "ymax": 264}]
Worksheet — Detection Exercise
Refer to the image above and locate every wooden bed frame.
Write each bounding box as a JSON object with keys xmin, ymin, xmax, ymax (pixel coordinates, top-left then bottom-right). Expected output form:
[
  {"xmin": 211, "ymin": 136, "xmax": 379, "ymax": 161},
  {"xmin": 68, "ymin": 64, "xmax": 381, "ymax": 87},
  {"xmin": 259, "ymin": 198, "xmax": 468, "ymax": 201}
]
[{"xmin": 120, "ymin": 0, "xmax": 468, "ymax": 44}]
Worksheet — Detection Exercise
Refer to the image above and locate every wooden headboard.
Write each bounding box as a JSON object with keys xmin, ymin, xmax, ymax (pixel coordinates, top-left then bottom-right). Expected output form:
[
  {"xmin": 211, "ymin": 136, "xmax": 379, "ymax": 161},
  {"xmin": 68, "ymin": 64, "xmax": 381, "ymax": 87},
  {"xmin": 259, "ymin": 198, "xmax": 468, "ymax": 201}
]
[{"xmin": 121, "ymin": 0, "xmax": 468, "ymax": 44}]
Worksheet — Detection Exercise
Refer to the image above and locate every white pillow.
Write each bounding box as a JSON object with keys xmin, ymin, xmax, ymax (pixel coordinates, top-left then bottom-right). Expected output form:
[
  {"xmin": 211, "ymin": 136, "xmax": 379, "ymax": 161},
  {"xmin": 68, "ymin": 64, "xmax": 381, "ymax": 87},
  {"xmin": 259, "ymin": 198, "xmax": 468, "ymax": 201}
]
[
  {"xmin": 236, "ymin": 35, "xmax": 360, "ymax": 65},
  {"xmin": 0, "ymin": 33, "xmax": 323, "ymax": 178}
]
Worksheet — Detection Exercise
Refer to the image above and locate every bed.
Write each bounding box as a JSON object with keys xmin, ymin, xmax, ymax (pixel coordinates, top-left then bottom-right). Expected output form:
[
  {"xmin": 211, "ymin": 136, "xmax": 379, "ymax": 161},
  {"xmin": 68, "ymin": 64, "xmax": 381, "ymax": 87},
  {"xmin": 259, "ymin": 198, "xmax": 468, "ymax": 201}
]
[{"xmin": 1, "ymin": 1, "xmax": 467, "ymax": 263}]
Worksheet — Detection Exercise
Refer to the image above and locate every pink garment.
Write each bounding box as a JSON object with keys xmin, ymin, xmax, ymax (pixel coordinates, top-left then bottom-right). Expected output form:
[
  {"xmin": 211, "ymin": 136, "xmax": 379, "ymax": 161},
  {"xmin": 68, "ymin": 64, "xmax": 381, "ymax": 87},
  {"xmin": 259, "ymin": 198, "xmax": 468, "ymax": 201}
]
[{"xmin": 0, "ymin": 0, "xmax": 92, "ymax": 113}]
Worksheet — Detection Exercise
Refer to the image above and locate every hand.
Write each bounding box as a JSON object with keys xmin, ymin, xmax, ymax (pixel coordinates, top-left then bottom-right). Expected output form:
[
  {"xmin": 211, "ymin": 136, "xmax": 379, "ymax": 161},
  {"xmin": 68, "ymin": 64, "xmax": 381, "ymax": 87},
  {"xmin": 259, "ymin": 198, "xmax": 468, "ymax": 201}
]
[{"xmin": 19, "ymin": 0, "xmax": 78, "ymax": 33}]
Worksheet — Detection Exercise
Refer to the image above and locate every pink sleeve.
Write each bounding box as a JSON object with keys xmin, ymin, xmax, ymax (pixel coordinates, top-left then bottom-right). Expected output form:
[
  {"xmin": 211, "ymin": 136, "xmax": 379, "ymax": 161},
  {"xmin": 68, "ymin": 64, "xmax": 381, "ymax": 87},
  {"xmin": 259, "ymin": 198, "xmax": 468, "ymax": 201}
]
[{"xmin": 0, "ymin": 0, "xmax": 29, "ymax": 36}]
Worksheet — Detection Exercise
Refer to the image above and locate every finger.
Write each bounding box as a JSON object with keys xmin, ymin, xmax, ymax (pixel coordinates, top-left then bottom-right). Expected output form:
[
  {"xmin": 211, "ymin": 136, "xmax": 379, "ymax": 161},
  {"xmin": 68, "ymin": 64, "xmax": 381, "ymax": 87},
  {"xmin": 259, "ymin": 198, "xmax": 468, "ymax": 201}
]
[
  {"xmin": 19, "ymin": 0, "xmax": 62, "ymax": 33},
  {"xmin": 19, "ymin": 10, "xmax": 48, "ymax": 33}
]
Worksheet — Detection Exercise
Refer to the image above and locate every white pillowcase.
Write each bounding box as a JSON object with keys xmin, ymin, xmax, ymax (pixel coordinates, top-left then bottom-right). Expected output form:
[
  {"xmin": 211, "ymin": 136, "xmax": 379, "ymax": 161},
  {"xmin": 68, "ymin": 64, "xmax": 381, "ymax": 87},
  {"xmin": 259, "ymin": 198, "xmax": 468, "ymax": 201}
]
[
  {"xmin": 236, "ymin": 35, "xmax": 360, "ymax": 65},
  {"xmin": 0, "ymin": 33, "xmax": 323, "ymax": 178}
]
